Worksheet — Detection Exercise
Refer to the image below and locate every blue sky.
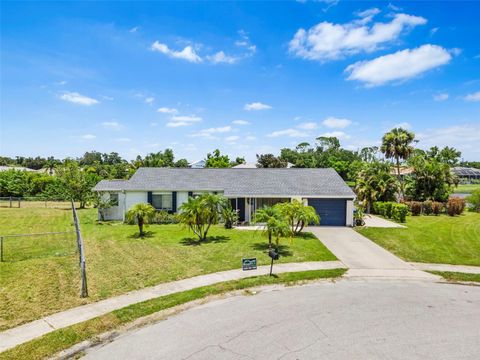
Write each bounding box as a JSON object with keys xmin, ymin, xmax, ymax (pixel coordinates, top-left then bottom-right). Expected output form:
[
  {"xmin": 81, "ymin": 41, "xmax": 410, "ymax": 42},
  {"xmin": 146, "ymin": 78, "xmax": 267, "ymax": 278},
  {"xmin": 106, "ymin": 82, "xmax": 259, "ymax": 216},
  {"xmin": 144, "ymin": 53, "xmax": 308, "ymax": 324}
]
[{"xmin": 1, "ymin": 1, "xmax": 479, "ymax": 162}]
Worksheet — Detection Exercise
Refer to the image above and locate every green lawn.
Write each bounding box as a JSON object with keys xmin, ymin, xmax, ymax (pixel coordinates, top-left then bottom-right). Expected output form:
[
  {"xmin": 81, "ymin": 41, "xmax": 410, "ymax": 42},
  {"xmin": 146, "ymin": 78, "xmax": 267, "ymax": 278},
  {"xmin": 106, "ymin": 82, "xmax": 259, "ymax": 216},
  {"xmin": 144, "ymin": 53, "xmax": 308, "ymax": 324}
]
[
  {"xmin": 455, "ymin": 183, "xmax": 480, "ymax": 194},
  {"xmin": 357, "ymin": 212, "xmax": 480, "ymax": 266},
  {"xmin": 0, "ymin": 207, "xmax": 336, "ymax": 331},
  {"xmin": 429, "ymin": 271, "xmax": 480, "ymax": 283}
]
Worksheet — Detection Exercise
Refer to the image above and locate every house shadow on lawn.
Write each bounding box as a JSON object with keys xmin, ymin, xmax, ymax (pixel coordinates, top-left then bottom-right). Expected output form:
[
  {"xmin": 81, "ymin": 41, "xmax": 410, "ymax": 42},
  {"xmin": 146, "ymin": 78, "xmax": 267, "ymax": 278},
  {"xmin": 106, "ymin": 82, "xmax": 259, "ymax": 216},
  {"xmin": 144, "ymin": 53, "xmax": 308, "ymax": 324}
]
[
  {"xmin": 251, "ymin": 242, "xmax": 293, "ymax": 257},
  {"xmin": 180, "ymin": 235, "xmax": 230, "ymax": 246}
]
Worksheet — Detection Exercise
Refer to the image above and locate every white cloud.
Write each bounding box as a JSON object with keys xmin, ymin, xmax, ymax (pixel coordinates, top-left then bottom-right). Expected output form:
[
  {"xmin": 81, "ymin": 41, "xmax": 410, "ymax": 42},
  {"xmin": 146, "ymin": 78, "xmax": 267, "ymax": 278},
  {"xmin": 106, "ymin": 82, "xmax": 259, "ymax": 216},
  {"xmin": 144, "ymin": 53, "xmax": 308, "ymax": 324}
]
[
  {"xmin": 463, "ymin": 91, "xmax": 480, "ymax": 102},
  {"xmin": 289, "ymin": 12, "xmax": 426, "ymax": 61},
  {"xmin": 267, "ymin": 129, "xmax": 309, "ymax": 138},
  {"xmin": 81, "ymin": 134, "xmax": 96, "ymax": 140},
  {"xmin": 433, "ymin": 93, "xmax": 449, "ymax": 101},
  {"xmin": 207, "ymin": 51, "xmax": 238, "ymax": 64},
  {"xmin": 393, "ymin": 122, "xmax": 412, "ymax": 130},
  {"xmin": 157, "ymin": 107, "xmax": 178, "ymax": 114},
  {"xmin": 319, "ymin": 131, "xmax": 350, "ymax": 139},
  {"xmin": 297, "ymin": 122, "xmax": 318, "ymax": 130},
  {"xmin": 129, "ymin": 26, "xmax": 139, "ymax": 33},
  {"xmin": 244, "ymin": 102, "xmax": 272, "ymax": 111},
  {"xmin": 166, "ymin": 114, "xmax": 202, "ymax": 127},
  {"xmin": 190, "ymin": 126, "xmax": 232, "ymax": 138},
  {"xmin": 116, "ymin": 137, "xmax": 131, "ymax": 142},
  {"xmin": 55, "ymin": 80, "xmax": 67, "ymax": 85},
  {"xmin": 225, "ymin": 135, "xmax": 240, "ymax": 143},
  {"xmin": 235, "ymin": 30, "xmax": 257, "ymax": 54},
  {"xmin": 151, "ymin": 41, "xmax": 202, "ymax": 63},
  {"xmin": 101, "ymin": 121, "xmax": 123, "ymax": 130},
  {"xmin": 145, "ymin": 97, "xmax": 154, "ymax": 104},
  {"xmin": 322, "ymin": 117, "xmax": 352, "ymax": 129},
  {"xmin": 59, "ymin": 91, "xmax": 99, "ymax": 106},
  {"xmin": 246, "ymin": 135, "xmax": 256, "ymax": 141},
  {"xmin": 346, "ymin": 45, "xmax": 452, "ymax": 86},
  {"xmin": 417, "ymin": 124, "xmax": 480, "ymax": 159},
  {"xmin": 232, "ymin": 120, "xmax": 250, "ymax": 125}
]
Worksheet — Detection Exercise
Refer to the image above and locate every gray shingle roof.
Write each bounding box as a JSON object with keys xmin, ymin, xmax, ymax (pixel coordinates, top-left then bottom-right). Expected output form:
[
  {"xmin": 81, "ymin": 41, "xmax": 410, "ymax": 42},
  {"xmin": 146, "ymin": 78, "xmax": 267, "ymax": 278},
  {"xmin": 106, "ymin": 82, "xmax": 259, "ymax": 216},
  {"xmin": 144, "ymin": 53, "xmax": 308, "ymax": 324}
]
[{"xmin": 93, "ymin": 168, "xmax": 355, "ymax": 198}]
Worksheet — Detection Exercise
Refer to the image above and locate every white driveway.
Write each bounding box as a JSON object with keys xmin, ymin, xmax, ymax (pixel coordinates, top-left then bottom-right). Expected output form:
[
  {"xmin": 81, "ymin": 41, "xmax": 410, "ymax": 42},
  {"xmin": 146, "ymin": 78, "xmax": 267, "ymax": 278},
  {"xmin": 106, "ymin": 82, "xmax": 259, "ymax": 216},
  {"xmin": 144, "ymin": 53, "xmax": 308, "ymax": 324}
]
[{"xmin": 309, "ymin": 227, "xmax": 439, "ymax": 280}]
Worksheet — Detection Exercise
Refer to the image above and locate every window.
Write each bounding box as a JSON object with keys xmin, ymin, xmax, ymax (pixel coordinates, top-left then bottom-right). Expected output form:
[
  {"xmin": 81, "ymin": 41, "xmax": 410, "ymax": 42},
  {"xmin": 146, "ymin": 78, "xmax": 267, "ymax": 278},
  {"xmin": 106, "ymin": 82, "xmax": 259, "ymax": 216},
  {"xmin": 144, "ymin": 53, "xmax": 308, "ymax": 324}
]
[
  {"xmin": 152, "ymin": 193, "xmax": 173, "ymax": 210},
  {"xmin": 109, "ymin": 193, "xmax": 119, "ymax": 206}
]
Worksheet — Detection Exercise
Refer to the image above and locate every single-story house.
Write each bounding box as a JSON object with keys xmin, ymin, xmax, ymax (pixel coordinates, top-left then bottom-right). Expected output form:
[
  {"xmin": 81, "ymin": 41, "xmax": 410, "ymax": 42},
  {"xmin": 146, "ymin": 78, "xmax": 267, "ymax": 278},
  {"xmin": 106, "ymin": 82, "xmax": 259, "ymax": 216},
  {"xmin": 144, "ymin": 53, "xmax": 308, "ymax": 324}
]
[{"xmin": 93, "ymin": 168, "xmax": 356, "ymax": 226}]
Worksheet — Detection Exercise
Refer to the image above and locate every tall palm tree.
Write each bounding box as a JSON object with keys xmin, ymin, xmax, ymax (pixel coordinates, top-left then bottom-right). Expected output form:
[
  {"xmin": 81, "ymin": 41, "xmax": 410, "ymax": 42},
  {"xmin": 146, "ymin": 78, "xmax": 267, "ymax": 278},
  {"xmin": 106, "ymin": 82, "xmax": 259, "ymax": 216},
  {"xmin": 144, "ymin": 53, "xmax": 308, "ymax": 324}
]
[
  {"xmin": 126, "ymin": 203, "xmax": 156, "ymax": 237},
  {"xmin": 380, "ymin": 127, "xmax": 415, "ymax": 198}
]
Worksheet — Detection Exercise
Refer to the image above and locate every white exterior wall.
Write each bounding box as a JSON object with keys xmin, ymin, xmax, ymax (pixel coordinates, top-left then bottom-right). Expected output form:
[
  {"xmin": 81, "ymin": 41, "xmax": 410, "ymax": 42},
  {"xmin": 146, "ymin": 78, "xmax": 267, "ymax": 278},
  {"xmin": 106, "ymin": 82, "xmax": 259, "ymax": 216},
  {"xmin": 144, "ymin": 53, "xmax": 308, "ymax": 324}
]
[
  {"xmin": 176, "ymin": 191, "xmax": 189, "ymax": 211},
  {"xmin": 125, "ymin": 191, "xmax": 148, "ymax": 214},
  {"xmin": 98, "ymin": 192, "xmax": 125, "ymax": 221},
  {"xmin": 346, "ymin": 199, "xmax": 354, "ymax": 227}
]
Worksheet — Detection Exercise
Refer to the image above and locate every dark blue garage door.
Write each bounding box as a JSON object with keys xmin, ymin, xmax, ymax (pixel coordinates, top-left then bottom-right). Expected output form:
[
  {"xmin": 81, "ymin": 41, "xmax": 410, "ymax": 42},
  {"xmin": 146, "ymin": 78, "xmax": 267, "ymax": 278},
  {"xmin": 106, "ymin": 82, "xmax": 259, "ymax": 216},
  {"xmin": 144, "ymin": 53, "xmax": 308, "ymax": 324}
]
[{"xmin": 307, "ymin": 199, "xmax": 346, "ymax": 226}]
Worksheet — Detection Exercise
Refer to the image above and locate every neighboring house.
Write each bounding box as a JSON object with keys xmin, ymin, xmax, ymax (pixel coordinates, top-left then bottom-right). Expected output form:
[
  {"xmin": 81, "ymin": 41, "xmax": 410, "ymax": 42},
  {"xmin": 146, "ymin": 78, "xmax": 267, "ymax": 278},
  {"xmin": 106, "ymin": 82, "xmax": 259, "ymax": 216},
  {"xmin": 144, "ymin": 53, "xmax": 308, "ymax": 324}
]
[
  {"xmin": 451, "ymin": 167, "xmax": 480, "ymax": 182},
  {"xmin": 93, "ymin": 168, "xmax": 356, "ymax": 226},
  {"xmin": 189, "ymin": 160, "xmax": 206, "ymax": 168}
]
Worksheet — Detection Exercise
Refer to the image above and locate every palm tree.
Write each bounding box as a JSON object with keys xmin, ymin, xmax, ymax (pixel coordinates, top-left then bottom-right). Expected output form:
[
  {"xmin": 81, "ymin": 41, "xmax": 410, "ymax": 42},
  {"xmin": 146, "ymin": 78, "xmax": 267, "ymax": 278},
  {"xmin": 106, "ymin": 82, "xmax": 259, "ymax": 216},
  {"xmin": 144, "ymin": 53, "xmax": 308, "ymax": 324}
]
[
  {"xmin": 254, "ymin": 206, "xmax": 292, "ymax": 250},
  {"xmin": 275, "ymin": 200, "xmax": 320, "ymax": 235},
  {"xmin": 126, "ymin": 203, "xmax": 156, "ymax": 237},
  {"xmin": 177, "ymin": 193, "xmax": 225, "ymax": 241},
  {"xmin": 380, "ymin": 127, "xmax": 415, "ymax": 198}
]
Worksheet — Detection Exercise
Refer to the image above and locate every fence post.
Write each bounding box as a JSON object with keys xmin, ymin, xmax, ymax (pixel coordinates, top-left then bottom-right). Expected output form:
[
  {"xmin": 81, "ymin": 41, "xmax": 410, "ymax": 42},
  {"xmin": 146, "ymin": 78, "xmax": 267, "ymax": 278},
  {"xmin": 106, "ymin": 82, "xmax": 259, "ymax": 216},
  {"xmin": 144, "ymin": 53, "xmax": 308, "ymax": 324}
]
[
  {"xmin": 71, "ymin": 200, "xmax": 88, "ymax": 297},
  {"xmin": 0, "ymin": 236, "xmax": 3, "ymax": 262},
  {"xmin": 9, "ymin": 197, "xmax": 12, "ymax": 208}
]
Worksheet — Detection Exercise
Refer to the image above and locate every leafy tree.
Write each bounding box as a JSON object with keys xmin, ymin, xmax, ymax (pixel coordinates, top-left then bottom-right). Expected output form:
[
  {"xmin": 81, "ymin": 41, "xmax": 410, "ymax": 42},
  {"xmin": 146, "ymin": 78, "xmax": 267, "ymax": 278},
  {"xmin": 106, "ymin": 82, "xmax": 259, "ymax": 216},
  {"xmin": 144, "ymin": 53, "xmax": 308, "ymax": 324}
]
[
  {"xmin": 254, "ymin": 206, "xmax": 292, "ymax": 250},
  {"xmin": 256, "ymin": 154, "xmax": 288, "ymax": 168},
  {"xmin": 174, "ymin": 159, "xmax": 189, "ymax": 168},
  {"xmin": 177, "ymin": 193, "xmax": 226, "ymax": 241},
  {"xmin": 380, "ymin": 127, "xmax": 415, "ymax": 198},
  {"xmin": 230, "ymin": 157, "xmax": 246, "ymax": 167},
  {"xmin": 56, "ymin": 161, "xmax": 99, "ymax": 208},
  {"xmin": 466, "ymin": 189, "xmax": 480, "ymax": 212},
  {"xmin": 205, "ymin": 149, "xmax": 231, "ymax": 168},
  {"xmin": 359, "ymin": 146, "xmax": 379, "ymax": 162},
  {"xmin": 426, "ymin": 146, "xmax": 461, "ymax": 166},
  {"xmin": 126, "ymin": 203, "xmax": 156, "ymax": 237},
  {"xmin": 355, "ymin": 161, "xmax": 399, "ymax": 213},
  {"xmin": 275, "ymin": 200, "xmax": 319, "ymax": 235},
  {"xmin": 405, "ymin": 153, "xmax": 459, "ymax": 201}
]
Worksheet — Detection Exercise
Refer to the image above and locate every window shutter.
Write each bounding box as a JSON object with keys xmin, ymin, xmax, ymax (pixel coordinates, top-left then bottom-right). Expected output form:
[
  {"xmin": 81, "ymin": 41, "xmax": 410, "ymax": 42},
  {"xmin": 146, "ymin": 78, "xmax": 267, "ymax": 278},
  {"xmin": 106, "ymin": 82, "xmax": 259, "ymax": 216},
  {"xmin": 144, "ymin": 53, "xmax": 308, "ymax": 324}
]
[
  {"xmin": 172, "ymin": 191, "xmax": 177, "ymax": 213},
  {"xmin": 147, "ymin": 191, "xmax": 153, "ymax": 205},
  {"xmin": 188, "ymin": 191, "xmax": 193, "ymax": 198}
]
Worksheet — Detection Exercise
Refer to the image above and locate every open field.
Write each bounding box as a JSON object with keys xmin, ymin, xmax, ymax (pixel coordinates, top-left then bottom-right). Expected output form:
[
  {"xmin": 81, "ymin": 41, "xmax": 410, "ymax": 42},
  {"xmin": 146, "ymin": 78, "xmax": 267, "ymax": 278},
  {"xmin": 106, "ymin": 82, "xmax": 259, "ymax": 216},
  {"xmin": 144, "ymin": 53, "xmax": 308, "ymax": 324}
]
[
  {"xmin": 0, "ymin": 207, "xmax": 335, "ymax": 331},
  {"xmin": 357, "ymin": 212, "xmax": 480, "ymax": 266},
  {"xmin": 454, "ymin": 183, "xmax": 480, "ymax": 194}
]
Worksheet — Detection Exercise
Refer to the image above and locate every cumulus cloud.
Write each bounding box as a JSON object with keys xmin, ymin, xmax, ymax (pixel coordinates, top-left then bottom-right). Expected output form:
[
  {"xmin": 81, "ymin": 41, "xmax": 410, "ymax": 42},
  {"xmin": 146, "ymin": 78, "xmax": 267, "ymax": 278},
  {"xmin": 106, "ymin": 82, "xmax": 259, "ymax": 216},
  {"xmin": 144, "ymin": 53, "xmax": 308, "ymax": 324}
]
[
  {"xmin": 157, "ymin": 107, "xmax": 178, "ymax": 114},
  {"xmin": 101, "ymin": 121, "xmax": 123, "ymax": 130},
  {"xmin": 151, "ymin": 41, "xmax": 202, "ymax": 63},
  {"xmin": 59, "ymin": 91, "xmax": 99, "ymax": 106},
  {"xmin": 322, "ymin": 117, "xmax": 352, "ymax": 129},
  {"xmin": 433, "ymin": 93, "xmax": 449, "ymax": 101},
  {"xmin": 345, "ymin": 44, "xmax": 452, "ymax": 86},
  {"xmin": 166, "ymin": 114, "xmax": 202, "ymax": 127},
  {"xmin": 225, "ymin": 135, "xmax": 240, "ymax": 143},
  {"xmin": 463, "ymin": 91, "xmax": 480, "ymax": 102},
  {"xmin": 267, "ymin": 129, "xmax": 309, "ymax": 138},
  {"xmin": 289, "ymin": 11, "xmax": 426, "ymax": 61},
  {"xmin": 190, "ymin": 126, "xmax": 232, "ymax": 138},
  {"xmin": 206, "ymin": 51, "xmax": 238, "ymax": 64},
  {"xmin": 297, "ymin": 122, "xmax": 318, "ymax": 130},
  {"xmin": 81, "ymin": 134, "xmax": 96, "ymax": 140},
  {"xmin": 319, "ymin": 131, "xmax": 350, "ymax": 139},
  {"xmin": 244, "ymin": 102, "xmax": 272, "ymax": 111},
  {"xmin": 232, "ymin": 120, "xmax": 250, "ymax": 125}
]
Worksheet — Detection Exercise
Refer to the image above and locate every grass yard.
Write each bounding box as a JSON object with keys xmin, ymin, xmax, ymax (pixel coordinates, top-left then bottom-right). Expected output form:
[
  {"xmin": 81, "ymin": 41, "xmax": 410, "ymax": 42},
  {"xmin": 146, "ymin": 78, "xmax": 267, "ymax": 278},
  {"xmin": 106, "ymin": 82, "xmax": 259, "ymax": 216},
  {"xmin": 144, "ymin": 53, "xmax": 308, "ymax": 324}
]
[
  {"xmin": 357, "ymin": 212, "xmax": 480, "ymax": 266},
  {"xmin": 0, "ymin": 207, "xmax": 336, "ymax": 331},
  {"xmin": 429, "ymin": 271, "xmax": 480, "ymax": 283},
  {"xmin": 455, "ymin": 183, "xmax": 480, "ymax": 194}
]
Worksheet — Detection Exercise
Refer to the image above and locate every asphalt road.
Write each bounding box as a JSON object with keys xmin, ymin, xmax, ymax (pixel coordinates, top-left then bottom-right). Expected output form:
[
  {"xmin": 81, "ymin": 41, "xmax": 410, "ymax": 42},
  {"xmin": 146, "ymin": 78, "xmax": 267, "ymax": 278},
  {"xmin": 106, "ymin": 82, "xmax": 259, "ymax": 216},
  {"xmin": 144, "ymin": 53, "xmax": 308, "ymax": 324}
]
[{"xmin": 83, "ymin": 280, "xmax": 480, "ymax": 360}]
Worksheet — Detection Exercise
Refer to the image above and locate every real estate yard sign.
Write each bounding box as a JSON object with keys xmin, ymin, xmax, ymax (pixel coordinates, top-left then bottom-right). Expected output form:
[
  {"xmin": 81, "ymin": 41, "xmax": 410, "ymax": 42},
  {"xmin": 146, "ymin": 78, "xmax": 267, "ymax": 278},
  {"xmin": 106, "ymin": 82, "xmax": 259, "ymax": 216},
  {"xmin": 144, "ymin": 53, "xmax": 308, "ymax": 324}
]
[{"xmin": 242, "ymin": 258, "xmax": 257, "ymax": 271}]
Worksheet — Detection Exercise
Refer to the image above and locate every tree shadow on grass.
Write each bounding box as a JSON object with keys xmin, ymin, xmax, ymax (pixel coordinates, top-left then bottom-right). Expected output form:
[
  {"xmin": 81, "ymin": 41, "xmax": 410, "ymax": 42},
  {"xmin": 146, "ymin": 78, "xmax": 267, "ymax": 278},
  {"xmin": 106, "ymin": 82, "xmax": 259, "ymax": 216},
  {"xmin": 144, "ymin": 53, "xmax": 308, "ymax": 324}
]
[
  {"xmin": 128, "ymin": 231, "xmax": 156, "ymax": 239},
  {"xmin": 295, "ymin": 232, "xmax": 318, "ymax": 240},
  {"xmin": 251, "ymin": 242, "xmax": 293, "ymax": 257},
  {"xmin": 180, "ymin": 235, "xmax": 230, "ymax": 246}
]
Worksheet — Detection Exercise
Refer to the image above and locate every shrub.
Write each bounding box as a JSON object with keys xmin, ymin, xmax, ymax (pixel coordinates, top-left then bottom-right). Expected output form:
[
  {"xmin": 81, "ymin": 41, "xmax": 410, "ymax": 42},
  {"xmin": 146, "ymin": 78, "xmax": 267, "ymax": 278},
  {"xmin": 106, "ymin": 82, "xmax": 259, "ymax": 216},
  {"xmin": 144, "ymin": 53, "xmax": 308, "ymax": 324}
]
[
  {"xmin": 373, "ymin": 202, "xmax": 385, "ymax": 216},
  {"xmin": 384, "ymin": 202, "xmax": 394, "ymax": 218},
  {"xmin": 466, "ymin": 189, "xmax": 480, "ymax": 212},
  {"xmin": 423, "ymin": 200, "xmax": 433, "ymax": 215},
  {"xmin": 154, "ymin": 210, "xmax": 178, "ymax": 224},
  {"xmin": 446, "ymin": 197, "xmax": 466, "ymax": 216},
  {"xmin": 410, "ymin": 201, "xmax": 423, "ymax": 216},
  {"xmin": 392, "ymin": 204, "xmax": 408, "ymax": 223},
  {"xmin": 431, "ymin": 201, "xmax": 443, "ymax": 215}
]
